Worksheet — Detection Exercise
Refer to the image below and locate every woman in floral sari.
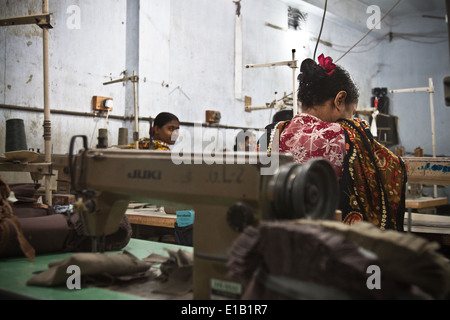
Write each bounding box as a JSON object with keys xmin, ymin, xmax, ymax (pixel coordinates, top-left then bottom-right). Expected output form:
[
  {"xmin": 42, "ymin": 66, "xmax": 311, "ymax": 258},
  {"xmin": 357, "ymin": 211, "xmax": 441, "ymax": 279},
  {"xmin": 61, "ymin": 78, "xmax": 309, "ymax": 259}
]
[{"xmin": 278, "ymin": 55, "xmax": 407, "ymax": 231}]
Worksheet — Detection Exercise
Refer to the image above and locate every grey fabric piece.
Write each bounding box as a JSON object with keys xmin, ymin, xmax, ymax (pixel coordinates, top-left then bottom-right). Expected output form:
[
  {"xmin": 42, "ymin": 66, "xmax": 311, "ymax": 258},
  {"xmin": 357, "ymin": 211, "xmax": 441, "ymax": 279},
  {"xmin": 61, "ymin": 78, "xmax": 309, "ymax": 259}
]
[
  {"xmin": 27, "ymin": 252, "xmax": 150, "ymax": 287},
  {"xmin": 152, "ymin": 249, "xmax": 193, "ymax": 295}
]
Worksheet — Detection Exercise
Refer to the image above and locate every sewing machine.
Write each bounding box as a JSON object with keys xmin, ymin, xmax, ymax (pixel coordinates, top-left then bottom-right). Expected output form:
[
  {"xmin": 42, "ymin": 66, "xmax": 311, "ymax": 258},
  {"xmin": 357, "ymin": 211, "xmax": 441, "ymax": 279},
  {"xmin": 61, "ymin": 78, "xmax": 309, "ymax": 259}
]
[{"xmin": 69, "ymin": 135, "xmax": 338, "ymax": 299}]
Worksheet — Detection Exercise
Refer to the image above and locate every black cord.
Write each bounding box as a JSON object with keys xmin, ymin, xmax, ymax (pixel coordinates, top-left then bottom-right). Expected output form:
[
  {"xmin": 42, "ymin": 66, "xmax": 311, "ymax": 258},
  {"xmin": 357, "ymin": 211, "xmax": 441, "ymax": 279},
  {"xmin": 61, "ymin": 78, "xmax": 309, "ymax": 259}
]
[
  {"xmin": 313, "ymin": 0, "xmax": 328, "ymax": 60},
  {"xmin": 335, "ymin": 0, "xmax": 402, "ymax": 63}
]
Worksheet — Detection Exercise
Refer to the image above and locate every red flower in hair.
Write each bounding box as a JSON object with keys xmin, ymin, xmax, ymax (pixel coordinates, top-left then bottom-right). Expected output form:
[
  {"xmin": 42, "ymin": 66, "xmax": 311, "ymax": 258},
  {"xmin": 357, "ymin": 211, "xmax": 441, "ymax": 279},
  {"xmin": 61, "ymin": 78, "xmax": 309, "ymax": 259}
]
[{"xmin": 318, "ymin": 54, "xmax": 336, "ymax": 76}]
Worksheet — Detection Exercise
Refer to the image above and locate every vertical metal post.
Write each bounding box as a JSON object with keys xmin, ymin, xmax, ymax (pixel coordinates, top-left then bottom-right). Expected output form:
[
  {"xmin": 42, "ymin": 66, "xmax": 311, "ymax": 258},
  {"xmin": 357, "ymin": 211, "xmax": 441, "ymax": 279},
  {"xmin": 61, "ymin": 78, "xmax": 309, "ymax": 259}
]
[
  {"xmin": 133, "ymin": 70, "xmax": 139, "ymax": 149},
  {"xmin": 390, "ymin": 78, "xmax": 438, "ymax": 197},
  {"xmin": 407, "ymin": 206, "xmax": 412, "ymax": 233},
  {"xmin": 234, "ymin": 14, "xmax": 242, "ymax": 100},
  {"xmin": 428, "ymin": 77, "xmax": 437, "ymax": 197},
  {"xmin": 292, "ymin": 49, "xmax": 298, "ymax": 116},
  {"xmin": 43, "ymin": 0, "xmax": 52, "ymax": 206}
]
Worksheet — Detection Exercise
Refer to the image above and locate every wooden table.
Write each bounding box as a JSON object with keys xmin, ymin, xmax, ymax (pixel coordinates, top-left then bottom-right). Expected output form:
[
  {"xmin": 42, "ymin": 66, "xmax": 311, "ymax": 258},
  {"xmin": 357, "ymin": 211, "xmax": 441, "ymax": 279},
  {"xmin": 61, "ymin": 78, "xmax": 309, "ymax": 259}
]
[
  {"xmin": 126, "ymin": 209, "xmax": 177, "ymax": 229},
  {"xmin": 125, "ymin": 206, "xmax": 178, "ymax": 243},
  {"xmin": 405, "ymin": 197, "xmax": 448, "ymax": 209},
  {"xmin": 403, "ymin": 157, "xmax": 450, "ymax": 186}
]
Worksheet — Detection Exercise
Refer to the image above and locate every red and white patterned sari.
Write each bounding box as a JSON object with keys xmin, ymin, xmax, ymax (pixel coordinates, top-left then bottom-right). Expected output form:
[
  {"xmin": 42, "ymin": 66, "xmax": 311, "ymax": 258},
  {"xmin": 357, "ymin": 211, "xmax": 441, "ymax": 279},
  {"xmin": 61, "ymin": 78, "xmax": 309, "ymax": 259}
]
[
  {"xmin": 279, "ymin": 114, "xmax": 346, "ymax": 178},
  {"xmin": 278, "ymin": 114, "xmax": 406, "ymax": 231}
]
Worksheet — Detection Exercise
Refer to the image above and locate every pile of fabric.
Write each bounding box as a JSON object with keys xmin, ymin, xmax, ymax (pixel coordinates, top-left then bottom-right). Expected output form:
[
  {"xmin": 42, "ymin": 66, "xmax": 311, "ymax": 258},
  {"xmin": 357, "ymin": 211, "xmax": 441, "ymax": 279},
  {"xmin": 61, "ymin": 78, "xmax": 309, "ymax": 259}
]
[
  {"xmin": 227, "ymin": 220, "xmax": 450, "ymax": 300},
  {"xmin": 0, "ymin": 176, "xmax": 132, "ymax": 261}
]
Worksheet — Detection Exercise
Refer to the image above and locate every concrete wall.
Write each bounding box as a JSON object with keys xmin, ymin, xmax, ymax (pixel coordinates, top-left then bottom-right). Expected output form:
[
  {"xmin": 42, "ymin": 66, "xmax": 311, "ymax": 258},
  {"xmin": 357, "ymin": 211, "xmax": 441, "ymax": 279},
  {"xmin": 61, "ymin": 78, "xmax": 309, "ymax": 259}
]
[
  {"xmin": 375, "ymin": 10, "xmax": 450, "ymax": 157},
  {"xmin": 1, "ymin": 0, "xmax": 129, "ymax": 154},
  {"xmin": 0, "ymin": 0, "xmax": 448, "ymax": 185}
]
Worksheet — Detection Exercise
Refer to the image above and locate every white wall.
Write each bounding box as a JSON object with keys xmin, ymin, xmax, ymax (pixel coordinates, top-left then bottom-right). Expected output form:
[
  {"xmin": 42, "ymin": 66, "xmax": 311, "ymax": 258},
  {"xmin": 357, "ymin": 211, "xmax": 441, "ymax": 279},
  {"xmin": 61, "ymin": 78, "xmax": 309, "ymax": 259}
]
[
  {"xmin": 1, "ymin": 0, "xmax": 447, "ymax": 183},
  {"xmin": 1, "ymin": 0, "xmax": 130, "ymax": 154},
  {"xmin": 375, "ymin": 10, "xmax": 450, "ymax": 157}
]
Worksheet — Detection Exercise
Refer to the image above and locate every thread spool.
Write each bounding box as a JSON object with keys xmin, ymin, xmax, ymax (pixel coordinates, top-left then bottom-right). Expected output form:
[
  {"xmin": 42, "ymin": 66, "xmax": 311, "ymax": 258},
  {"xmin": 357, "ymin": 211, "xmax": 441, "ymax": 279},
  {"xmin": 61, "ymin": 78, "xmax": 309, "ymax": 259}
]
[
  {"xmin": 118, "ymin": 128, "xmax": 128, "ymax": 146},
  {"xmin": 414, "ymin": 147, "xmax": 424, "ymax": 157},
  {"xmin": 5, "ymin": 119, "xmax": 28, "ymax": 152},
  {"xmin": 395, "ymin": 146, "xmax": 404, "ymax": 157},
  {"xmin": 97, "ymin": 128, "xmax": 108, "ymax": 149}
]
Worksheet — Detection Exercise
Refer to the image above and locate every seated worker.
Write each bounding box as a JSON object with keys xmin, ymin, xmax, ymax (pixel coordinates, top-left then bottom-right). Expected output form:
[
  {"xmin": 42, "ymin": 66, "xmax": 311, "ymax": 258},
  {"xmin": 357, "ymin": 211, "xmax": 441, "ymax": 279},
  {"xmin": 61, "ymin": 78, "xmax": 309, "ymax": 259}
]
[
  {"xmin": 257, "ymin": 109, "xmax": 293, "ymax": 152},
  {"xmin": 278, "ymin": 54, "xmax": 407, "ymax": 231},
  {"xmin": 132, "ymin": 112, "xmax": 180, "ymax": 150},
  {"xmin": 233, "ymin": 130, "xmax": 256, "ymax": 152},
  {"xmin": 127, "ymin": 112, "xmax": 191, "ymax": 245}
]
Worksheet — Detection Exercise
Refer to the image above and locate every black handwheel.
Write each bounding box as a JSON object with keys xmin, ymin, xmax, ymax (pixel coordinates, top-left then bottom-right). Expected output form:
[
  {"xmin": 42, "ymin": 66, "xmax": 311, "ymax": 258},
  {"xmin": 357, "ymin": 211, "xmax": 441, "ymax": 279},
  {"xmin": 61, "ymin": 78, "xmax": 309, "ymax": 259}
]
[
  {"xmin": 272, "ymin": 159, "xmax": 338, "ymax": 220},
  {"xmin": 291, "ymin": 159, "xmax": 338, "ymax": 220}
]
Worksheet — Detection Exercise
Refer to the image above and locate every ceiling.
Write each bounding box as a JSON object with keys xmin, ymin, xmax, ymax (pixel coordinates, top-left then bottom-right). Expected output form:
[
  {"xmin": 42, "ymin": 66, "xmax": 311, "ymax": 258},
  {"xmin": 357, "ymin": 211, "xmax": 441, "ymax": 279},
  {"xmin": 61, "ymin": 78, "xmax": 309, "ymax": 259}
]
[
  {"xmin": 280, "ymin": 0, "xmax": 447, "ymax": 19},
  {"xmin": 280, "ymin": 0, "xmax": 448, "ymax": 34},
  {"xmin": 357, "ymin": 0, "xmax": 447, "ymax": 18}
]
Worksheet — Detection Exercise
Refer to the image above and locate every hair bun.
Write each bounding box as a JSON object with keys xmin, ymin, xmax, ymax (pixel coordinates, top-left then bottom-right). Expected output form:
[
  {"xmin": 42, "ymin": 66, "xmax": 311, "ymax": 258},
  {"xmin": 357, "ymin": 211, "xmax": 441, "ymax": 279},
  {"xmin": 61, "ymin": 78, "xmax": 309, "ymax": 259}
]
[
  {"xmin": 297, "ymin": 57, "xmax": 359, "ymax": 109},
  {"xmin": 298, "ymin": 58, "xmax": 325, "ymax": 85},
  {"xmin": 300, "ymin": 58, "xmax": 318, "ymax": 74}
]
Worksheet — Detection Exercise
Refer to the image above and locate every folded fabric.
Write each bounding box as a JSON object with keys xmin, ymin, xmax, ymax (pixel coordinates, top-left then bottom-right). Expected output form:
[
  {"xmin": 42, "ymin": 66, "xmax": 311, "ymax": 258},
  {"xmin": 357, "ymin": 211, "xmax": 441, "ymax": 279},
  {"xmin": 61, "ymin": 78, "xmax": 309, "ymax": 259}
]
[
  {"xmin": 228, "ymin": 221, "xmax": 434, "ymax": 300},
  {"xmin": 1, "ymin": 214, "xmax": 69, "ymax": 257},
  {"xmin": 0, "ymin": 212, "xmax": 132, "ymax": 259},
  {"xmin": 299, "ymin": 220, "xmax": 450, "ymax": 299},
  {"xmin": 27, "ymin": 252, "xmax": 151, "ymax": 287},
  {"xmin": 64, "ymin": 212, "xmax": 132, "ymax": 253},
  {"xmin": 153, "ymin": 249, "xmax": 194, "ymax": 295},
  {"xmin": 0, "ymin": 176, "xmax": 35, "ymax": 262},
  {"xmin": 8, "ymin": 183, "xmax": 40, "ymax": 204}
]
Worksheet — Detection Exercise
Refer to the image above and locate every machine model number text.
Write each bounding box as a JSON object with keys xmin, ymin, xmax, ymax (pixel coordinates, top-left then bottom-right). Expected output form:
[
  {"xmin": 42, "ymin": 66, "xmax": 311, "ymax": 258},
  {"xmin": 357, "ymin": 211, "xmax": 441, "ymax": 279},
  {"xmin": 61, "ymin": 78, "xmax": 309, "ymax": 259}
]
[{"xmin": 206, "ymin": 167, "xmax": 244, "ymax": 184}]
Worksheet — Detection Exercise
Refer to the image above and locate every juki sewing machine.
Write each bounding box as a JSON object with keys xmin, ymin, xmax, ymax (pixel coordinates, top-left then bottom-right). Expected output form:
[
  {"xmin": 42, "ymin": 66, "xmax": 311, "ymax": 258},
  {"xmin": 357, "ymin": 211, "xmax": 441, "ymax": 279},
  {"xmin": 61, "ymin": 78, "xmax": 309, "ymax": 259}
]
[{"xmin": 68, "ymin": 135, "xmax": 339, "ymax": 299}]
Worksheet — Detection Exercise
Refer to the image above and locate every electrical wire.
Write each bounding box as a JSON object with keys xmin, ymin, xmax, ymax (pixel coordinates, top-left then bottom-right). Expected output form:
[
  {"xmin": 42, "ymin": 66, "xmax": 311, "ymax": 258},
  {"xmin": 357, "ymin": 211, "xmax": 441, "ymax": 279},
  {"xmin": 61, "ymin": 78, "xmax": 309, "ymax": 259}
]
[
  {"xmin": 394, "ymin": 32, "xmax": 447, "ymax": 44},
  {"xmin": 331, "ymin": 33, "xmax": 390, "ymax": 54},
  {"xmin": 313, "ymin": 0, "xmax": 328, "ymax": 60},
  {"xmin": 332, "ymin": 40, "xmax": 384, "ymax": 54},
  {"xmin": 335, "ymin": 0, "xmax": 402, "ymax": 63}
]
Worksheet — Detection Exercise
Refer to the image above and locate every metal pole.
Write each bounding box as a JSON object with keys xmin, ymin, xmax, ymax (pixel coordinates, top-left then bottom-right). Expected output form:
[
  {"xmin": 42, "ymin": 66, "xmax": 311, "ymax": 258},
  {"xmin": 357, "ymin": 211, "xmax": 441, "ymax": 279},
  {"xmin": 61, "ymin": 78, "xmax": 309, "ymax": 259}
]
[
  {"xmin": 43, "ymin": 0, "xmax": 52, "ymax": 206},
  {"xmin": 428, "ymin": 77, "xmax": 437, "ymax": 197},
  {"xmin": 292, "ymin": 49, "xmax": 298, "ymax": 116},
  {"xmin": 390, "ymin": 78, "xmax": 438, "ymax": 197},
  {"xmin": 133, "ymin": 70, "xmax": 139, "ymax": 149}
]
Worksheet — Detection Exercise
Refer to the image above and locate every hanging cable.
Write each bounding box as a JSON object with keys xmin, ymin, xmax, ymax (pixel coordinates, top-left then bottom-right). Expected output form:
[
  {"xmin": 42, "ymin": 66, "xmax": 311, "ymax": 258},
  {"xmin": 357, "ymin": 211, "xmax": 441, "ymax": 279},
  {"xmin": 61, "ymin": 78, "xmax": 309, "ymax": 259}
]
[
  {"xmin": 313, "ymin": 0, "xmax": 328, "ymax": 60},
  {"xmin": 335, "ymin": 0, "xmax": 402, "ymax": 63}
]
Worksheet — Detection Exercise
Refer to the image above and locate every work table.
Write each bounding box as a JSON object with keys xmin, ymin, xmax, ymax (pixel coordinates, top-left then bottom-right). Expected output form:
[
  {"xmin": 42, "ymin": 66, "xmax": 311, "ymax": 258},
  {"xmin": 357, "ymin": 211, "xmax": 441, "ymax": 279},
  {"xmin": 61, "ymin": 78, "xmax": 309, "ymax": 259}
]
[{"xmin": 0, "ymin": 238, "xmax": 193, "ymax": 300}]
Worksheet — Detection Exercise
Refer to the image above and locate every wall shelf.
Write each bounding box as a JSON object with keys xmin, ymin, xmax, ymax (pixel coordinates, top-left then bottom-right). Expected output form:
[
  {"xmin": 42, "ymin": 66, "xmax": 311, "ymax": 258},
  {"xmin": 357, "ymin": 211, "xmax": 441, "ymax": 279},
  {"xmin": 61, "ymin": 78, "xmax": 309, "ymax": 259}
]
[
  {"xmin": 0, "ymin": 162, "xmax": 52, "ymax": 175},
  {"xmin": 0, "ymin": 14, "xmax": 52, "ymax": 29}
]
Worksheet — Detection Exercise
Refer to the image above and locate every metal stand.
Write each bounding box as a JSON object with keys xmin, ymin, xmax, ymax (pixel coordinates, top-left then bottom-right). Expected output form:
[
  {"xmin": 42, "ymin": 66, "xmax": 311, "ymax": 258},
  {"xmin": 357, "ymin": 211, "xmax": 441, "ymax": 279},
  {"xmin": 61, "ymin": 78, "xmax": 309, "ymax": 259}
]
[
  {"xmin": 103, "ymin": 71, "xmax": 140, "ymax": 149},
  {"xmin": 246, "ymin": 49, "xmax": 299, "ymax": 116},
  {"xmin": 390, "ymin": 78, "xmax": 437, "ymax": 197},
  {"xmin": 0, "ymin": 1, "xmax": 54, "ymax": 206}
]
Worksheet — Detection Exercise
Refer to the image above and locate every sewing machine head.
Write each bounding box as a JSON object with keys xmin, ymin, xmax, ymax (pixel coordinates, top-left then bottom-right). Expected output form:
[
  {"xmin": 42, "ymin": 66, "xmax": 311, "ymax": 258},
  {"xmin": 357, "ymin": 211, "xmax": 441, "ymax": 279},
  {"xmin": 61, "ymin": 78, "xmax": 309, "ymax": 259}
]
[{"xmin": 69, "ymin": 135, "xmax": 338, "ymax": 299}]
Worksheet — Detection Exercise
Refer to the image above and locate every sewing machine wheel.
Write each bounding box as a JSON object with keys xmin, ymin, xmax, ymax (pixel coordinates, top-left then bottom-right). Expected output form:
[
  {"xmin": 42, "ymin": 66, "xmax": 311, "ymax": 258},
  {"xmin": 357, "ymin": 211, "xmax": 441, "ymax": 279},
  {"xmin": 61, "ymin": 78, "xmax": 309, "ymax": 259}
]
[{"xmin": 272, "ymin": 159, "xmax": 338, "ymax": 220}]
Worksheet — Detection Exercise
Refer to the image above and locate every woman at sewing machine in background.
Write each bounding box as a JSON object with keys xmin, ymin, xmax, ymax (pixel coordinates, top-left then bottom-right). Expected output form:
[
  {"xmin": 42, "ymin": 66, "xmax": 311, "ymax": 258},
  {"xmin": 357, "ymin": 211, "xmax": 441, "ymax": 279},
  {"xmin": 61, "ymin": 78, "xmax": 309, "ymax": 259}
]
[
  {"xmin": 277, "ymin": 54, "xmax": 407, "ymax": 231},
  {"xmin": 131, "ymin": 112, "xmax": 180, "ymax": 151},
  {"xmin": 233, "ymin": 130, "xmax": 257, "ymax": 152}
]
